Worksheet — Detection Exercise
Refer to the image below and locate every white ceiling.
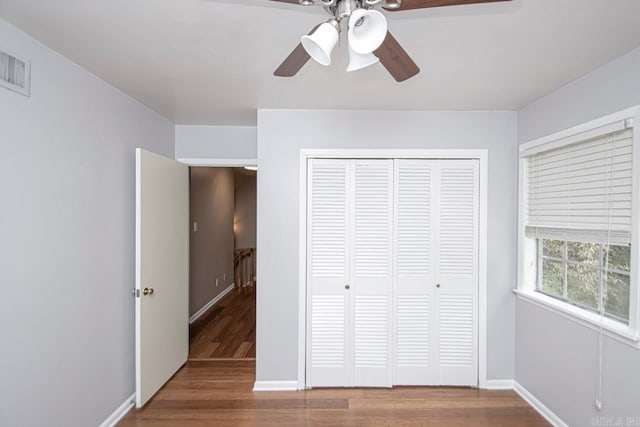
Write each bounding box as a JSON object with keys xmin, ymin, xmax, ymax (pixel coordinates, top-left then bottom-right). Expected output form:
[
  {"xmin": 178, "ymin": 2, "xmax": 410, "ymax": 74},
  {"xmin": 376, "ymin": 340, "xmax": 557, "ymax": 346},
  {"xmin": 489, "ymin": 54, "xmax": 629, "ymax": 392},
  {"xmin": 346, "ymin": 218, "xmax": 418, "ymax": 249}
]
[{"xmin": 2, "ymin": 0, "xmax": 640, "ymax": 125}]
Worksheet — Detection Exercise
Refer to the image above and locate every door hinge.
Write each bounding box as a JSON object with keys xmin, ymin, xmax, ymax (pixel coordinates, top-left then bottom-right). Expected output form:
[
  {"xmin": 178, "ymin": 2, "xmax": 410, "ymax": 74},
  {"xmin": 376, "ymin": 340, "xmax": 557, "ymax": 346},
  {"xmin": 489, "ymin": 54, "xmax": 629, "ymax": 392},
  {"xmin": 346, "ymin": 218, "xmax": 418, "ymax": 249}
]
[{"xmin": 132, "ymin": 289, "xmax": 140, "ymax": 298}]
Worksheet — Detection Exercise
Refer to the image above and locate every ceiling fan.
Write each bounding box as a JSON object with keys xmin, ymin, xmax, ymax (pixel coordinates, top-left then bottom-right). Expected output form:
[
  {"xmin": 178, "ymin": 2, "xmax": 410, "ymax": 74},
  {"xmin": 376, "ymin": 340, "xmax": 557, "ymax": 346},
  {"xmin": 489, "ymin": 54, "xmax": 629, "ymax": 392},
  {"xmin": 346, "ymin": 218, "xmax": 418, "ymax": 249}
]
[{"xmin": 272, "ymin": 0, "xmax": 511, "ymax": 82}]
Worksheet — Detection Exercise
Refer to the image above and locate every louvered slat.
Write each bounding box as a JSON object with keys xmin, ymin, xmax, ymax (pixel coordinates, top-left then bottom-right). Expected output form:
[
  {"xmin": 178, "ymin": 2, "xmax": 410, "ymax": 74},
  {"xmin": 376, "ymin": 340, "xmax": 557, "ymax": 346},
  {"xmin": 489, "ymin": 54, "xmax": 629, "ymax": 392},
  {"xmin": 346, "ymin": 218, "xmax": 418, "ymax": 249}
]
[
  {"xmin": 439, "ymin": 167, "xmax": 475, "ymax": 277},
  {"xmin": 312, "ymin": 296, "xmax": 345, "ymax": 368},
  {"xmin": 354, "ymin": 296, "xmax": 388, "ymax": 368},
  {"xmin": 311, "ymin": 164, "xmax": 346, "ymax": 277},
  {"xmin": 396, "ymin": 296, "xmax": 430, "ymax": 367},
  {"xmin": 397, "ymin": 165, "xmax": 431, "ymax": 276},
  {"xmin": 354, "ymin": 162, "xmax": 391, "ymax": 277},
  {"xmin": 439, "ymin": 295, "xmax": 474, "ymax": 367}
]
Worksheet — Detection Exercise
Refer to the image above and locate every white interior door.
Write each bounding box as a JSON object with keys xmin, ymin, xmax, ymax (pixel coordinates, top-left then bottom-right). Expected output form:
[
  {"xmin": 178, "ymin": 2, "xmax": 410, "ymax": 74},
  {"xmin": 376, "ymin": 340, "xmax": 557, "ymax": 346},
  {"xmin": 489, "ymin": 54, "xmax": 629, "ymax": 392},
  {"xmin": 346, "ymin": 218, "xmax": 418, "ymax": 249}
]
[
  {"xmin": 393, "ymin": 160, "xmax": 436, "ymax": 385},
  {"xmin": 307, "ymin": 159, "xmax": 350, "ymax": 387},
  {"xmin": 435, "ymin": 160, "xmax": 478, "ymax": 386},
  {"xmin": 307, "ymin": 159, "xmax": 393, "ymax": 387},
  {"xmin": 135, "ymin": 148, "xmax": 189, "ymax": 407},
  {"xmin": 308, "ymin": 157, "xmax": 478, "ymax": 389},
  {"xmin": 393, "ymin": 159, "xmax": 479, "ymax": 386},
  {"xmin": 351, "ymin": 160, "xmax": 393, "ymax": 387}
]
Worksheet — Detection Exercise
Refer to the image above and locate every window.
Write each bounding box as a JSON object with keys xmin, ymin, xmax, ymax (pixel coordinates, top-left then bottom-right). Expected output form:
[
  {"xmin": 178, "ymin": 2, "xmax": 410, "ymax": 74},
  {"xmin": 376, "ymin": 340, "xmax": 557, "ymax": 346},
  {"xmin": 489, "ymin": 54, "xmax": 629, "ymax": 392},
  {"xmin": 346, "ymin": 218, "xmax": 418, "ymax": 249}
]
[
  {"xmin": 517, "ymin": 107, "xmax": 639, "ymax": 342},
  {"xmin": 538, "ymin": 239, "xmax": 631, "ymax": 323}
]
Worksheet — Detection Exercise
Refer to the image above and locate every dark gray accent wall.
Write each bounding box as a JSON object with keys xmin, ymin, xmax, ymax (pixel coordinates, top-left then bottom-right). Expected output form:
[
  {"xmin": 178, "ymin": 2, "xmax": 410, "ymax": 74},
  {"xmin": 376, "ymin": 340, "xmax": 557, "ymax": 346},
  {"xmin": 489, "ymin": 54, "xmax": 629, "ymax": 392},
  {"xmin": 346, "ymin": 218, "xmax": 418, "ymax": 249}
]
[
  {"xmin": 234, "ymin": 170, "xmax": 257, "ymax": 250},
  {"xmin": 189, "ymin": 167, "xmax": 235, "ymax": 316}
]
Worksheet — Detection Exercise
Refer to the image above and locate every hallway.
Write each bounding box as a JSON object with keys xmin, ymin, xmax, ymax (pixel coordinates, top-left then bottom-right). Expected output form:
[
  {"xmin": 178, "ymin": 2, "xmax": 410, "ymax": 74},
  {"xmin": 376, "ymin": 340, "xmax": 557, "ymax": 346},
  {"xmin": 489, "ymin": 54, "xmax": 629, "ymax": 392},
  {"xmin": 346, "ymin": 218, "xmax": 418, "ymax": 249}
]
[{"xmin": 189, "ymin": 286, "xmax": 256, "ymax": 359}]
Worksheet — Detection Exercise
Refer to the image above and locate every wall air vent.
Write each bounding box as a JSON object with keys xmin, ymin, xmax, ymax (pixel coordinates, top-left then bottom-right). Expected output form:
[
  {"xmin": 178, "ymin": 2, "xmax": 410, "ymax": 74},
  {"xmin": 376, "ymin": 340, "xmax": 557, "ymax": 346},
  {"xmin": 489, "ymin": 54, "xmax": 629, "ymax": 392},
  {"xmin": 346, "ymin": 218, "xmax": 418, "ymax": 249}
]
[{"xmin": 0, "ymin": 48, "xmax": 30, "ymax": 96}]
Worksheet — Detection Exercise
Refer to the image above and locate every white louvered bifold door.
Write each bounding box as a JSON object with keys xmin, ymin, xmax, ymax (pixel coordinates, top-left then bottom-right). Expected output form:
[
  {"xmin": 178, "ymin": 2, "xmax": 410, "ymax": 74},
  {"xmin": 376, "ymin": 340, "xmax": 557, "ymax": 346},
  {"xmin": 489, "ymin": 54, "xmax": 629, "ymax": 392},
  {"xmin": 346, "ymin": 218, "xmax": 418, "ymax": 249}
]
[
  {"xmin": 308, "ymin": 158, "xmax": 478, "ymax": 388},
  {"xmin": 435, "ymin": 160, "xmax": 479, "ymax": 386},
  {"xmin": 307, "ymin": 159, "xmax": 350, "ymax": 387},
  {"xmin": 351, "ymin": 160, "xmax": 393, "ymax": 387},
  {"xmin": 393, "ymin": 160, "xmax": 436, "ymax": 385}
]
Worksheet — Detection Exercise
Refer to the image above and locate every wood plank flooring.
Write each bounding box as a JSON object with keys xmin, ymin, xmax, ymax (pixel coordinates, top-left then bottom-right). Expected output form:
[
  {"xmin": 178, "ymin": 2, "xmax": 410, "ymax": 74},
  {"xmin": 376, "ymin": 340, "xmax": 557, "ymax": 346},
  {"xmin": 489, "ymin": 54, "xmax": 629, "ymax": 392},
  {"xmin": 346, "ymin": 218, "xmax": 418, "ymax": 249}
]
[
  {"xmin": 119, "ymin": 360, "xmax": 550, "ymax": 426},
  {"xmin": 189, "ymin": 286, "xmax": 256, "ymax": 360}
]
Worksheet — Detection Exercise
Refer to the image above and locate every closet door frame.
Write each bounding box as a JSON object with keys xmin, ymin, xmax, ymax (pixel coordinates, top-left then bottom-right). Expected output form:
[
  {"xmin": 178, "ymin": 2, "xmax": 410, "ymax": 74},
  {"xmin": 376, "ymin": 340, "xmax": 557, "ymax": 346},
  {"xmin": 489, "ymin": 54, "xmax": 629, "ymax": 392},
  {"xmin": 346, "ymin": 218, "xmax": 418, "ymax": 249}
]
[{"xmin": 298, "ymin": 149, "xmax": 488, "ymax": 390}]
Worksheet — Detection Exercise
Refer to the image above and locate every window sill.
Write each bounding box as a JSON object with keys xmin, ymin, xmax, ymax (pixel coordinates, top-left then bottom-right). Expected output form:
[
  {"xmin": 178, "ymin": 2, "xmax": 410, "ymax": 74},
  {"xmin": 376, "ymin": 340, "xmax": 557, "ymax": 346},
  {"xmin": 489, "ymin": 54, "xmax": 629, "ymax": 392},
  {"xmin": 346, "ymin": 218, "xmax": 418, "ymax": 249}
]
[{"xmin": 513, "ymin": 289, "xmax": 640, "ymax": 349}]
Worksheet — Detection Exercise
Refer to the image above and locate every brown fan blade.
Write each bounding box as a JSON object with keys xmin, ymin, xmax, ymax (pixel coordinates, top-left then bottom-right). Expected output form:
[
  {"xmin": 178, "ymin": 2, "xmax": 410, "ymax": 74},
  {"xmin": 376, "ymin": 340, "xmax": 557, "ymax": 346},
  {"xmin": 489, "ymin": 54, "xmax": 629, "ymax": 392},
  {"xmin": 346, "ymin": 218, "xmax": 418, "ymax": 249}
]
[
  {"xmin": 274, "ymin": 24, "xmax": 321, "ymax": 77},
  {"xmin": 373, "ymin": 32, "xmax": 420, "ymax": 82},
  {"xmin": 274, "ymin": 44, "xmax": 311, "ymax": 77},
  {"xmin": 384, "ymin": 0, "xmax": 511, "ymax": 12}
]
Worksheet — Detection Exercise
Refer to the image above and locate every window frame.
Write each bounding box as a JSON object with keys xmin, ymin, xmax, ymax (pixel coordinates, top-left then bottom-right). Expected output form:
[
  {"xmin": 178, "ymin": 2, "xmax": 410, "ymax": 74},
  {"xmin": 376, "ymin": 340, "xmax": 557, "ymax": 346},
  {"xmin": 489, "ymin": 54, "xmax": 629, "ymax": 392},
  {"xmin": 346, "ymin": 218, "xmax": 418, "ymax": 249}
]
[{"xmin": 516, "ymin": 106, "xmax": 640, "ymax": 348}]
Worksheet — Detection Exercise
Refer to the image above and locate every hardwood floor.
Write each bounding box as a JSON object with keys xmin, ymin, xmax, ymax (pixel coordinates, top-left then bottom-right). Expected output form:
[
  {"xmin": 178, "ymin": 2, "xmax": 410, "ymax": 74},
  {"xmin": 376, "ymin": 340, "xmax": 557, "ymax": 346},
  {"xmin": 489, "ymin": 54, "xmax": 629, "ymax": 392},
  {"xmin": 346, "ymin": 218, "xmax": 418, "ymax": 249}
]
[
  {"xmin": 189, "ymin": 286, "xmax": 255, "ymax": 360},
  {"xmin": 119, "ymin": 360, "xmax": 549, "ymax": 426}
]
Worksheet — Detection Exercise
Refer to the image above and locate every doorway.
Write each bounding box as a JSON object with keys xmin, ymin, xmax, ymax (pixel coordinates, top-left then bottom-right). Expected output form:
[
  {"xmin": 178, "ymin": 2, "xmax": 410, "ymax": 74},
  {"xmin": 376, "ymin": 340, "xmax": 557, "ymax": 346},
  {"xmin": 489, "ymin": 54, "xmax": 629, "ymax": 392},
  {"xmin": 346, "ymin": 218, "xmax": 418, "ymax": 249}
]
[{"xmin": 187, "ymin": 166, "xmax": 257, "ymax": 360}]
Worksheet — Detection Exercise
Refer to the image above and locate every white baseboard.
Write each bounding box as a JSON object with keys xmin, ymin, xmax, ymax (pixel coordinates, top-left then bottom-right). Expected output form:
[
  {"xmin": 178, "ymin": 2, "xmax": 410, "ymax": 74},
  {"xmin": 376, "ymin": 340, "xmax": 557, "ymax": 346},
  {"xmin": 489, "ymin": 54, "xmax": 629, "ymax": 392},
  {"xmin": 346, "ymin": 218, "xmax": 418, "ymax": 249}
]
[
  {"xmin": 485, "ymin": 379, "xmax": 515, "ymax": 390},
  {"xmin": 189, "ymin": 283, "xmax": 235, "ymax": 324},
  {"xmin": 253, "ymin": 381, "xmax": 298, "ymax": 391},
  {"xmin": 514, "ymin": 381, "xmax": 568, "ymax": 427},
  {"xmin": 99, "ymin": 393, "xmax": 135, "ymax": 427}
]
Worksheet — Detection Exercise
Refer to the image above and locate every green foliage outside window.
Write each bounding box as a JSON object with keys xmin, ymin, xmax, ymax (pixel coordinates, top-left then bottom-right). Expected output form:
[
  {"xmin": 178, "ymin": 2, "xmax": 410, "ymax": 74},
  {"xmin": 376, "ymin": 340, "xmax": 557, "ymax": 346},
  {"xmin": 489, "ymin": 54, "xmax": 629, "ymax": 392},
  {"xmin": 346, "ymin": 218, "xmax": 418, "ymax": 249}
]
[{"xmin": 538, "ymin": 239, "xmax": 631, "ymax": 323}]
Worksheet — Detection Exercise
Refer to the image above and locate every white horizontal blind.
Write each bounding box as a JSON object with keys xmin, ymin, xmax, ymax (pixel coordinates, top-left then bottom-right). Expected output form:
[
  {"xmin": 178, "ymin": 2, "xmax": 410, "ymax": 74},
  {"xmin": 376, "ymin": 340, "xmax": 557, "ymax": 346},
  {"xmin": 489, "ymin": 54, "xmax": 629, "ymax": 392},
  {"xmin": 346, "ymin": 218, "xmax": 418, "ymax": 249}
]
[{"xmin": 525, "ymin": 124, "xmax": 634, "ymax": 245}]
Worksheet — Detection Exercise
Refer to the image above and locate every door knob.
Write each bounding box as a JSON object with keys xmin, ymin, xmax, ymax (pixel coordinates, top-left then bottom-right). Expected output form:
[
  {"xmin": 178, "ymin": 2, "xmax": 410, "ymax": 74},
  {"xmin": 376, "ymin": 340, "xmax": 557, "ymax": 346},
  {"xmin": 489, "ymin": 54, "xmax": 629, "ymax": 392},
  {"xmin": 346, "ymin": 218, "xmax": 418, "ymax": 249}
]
[
  {"xmin": 345, "ymin": 284, "xmax": 350, "ymax": 290},
  {"xmin": 436, "ymin": 284, "xmax": 441, "ymax": 288},
  {"xmin": 143, "ymin": 287, "xmax": 154, "ymax": 296}
]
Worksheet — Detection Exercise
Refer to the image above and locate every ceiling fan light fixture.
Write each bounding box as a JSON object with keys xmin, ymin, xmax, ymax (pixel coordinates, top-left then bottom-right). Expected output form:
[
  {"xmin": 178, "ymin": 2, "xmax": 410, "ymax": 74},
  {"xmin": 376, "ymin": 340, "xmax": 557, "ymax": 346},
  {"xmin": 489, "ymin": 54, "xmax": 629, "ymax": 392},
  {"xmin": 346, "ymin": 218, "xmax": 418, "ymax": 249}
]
[
  {"xmin": 346, "ymin": 47, "xmax": 379, "ymax": 72},
  {"xmin": 298, "ymin": 0, "xmax": 314, "ymax": 5},
  {"xmin": 301, "ymin": 20, "xmax": 339, "ymax": 66},
  {"xmin": 381, "ymin": 0, "xmax": 402, "ymax": 9},
  {"xmin": 347, "ymin": 9, "xmax": 388, "ymax": 54}
]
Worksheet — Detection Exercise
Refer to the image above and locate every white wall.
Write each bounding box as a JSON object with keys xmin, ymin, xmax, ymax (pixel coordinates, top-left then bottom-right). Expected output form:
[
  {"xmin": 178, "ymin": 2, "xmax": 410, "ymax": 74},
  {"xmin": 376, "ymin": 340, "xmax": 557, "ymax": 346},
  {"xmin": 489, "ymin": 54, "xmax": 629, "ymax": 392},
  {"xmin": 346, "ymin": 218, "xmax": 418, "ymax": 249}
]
[
  {"xmin": 175, "ymin": 125, "xmax": 257, "ymax": 161},
  {"xmin": 516, "ymin": 46, "xmax": 640, "ymax": 427},
  {"xmin": 0, "ymin": 18, "xmax": 174, "ymax": 426},
  {"xmin": 256, "ymin": 109, "xmax": 518, "ymax": 383},
  {"xmin": 189, "ymin": 167, "xmax": 235, "ymax": 316}
]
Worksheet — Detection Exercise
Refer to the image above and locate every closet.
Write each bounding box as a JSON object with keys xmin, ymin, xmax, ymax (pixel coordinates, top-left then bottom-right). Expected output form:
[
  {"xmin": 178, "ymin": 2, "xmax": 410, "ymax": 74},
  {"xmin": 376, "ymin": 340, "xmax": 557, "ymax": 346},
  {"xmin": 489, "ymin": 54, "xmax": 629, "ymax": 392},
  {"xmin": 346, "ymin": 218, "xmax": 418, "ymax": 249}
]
[{"xmin": 307, "ymin": 158, "xmax": 479, "ymax": 388}]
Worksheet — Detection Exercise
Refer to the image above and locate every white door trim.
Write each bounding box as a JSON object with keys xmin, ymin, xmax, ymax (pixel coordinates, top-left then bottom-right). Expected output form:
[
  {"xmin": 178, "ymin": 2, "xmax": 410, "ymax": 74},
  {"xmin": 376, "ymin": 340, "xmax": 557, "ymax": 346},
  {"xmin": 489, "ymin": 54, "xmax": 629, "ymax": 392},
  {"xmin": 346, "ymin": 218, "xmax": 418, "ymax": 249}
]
[
  {"xmin": 176, "ymin": 158, "xmax": 257, "ymax": 167},
  {"xmin": 298, "ymin": 149, "xmax": 489, "ymax": 390}
]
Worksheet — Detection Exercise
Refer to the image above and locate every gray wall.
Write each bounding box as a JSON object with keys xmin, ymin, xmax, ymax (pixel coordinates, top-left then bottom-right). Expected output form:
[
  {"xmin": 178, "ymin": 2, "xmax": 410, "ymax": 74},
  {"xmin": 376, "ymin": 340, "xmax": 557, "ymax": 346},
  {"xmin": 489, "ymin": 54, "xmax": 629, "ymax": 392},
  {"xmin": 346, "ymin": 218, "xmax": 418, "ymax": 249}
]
[
  {"xmin": 519, "ymin": 46, "xmax": 640, "ymax": 143},
  {"xmin": 175, "ymin": 125, "xmax": 257, "ymax": 160},
  {"xmin": 256, "ymin": 109, "xmax": 518, "ymax": 382},
  {"xmin": 0, "ymin": 18, "xmax": 174, "ymax": 427},
  {"xmin": 234, "ymin": 170, "xmax": 257, "ymax": 250},
  {"xmin": 189, "ymin": 167, "xmax": 235, "ymax": 316},
  {"xmin": 516, "ymin": 46, "xmax": 640, "ymax": 426}
]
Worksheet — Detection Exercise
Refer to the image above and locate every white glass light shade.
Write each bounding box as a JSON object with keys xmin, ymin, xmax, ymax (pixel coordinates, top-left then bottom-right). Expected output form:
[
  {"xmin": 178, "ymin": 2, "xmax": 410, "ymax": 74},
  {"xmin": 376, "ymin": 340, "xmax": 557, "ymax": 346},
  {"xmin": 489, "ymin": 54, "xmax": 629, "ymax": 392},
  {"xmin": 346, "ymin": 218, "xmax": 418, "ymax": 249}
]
[
  {"xmin": 348, "ymin": 9, "xmax": 388, "ymax": 54},
  {"xmin": 301, "ymin": 22, "xmax": 339, "ymax": 66},
  {"xmin": 346, "ymin": 47, "xmax": 379, "ymax": 72}
]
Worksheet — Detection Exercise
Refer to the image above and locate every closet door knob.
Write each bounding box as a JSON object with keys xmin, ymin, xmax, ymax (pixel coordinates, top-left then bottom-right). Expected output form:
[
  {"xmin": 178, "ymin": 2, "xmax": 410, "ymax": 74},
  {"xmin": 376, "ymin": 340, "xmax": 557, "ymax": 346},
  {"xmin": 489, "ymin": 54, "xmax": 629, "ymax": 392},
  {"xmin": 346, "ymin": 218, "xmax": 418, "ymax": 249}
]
[
  {"xmin": 436, "ymin": 284, "xmax": 441, "ymax": 288},
  {"xmin": 345, "ymin": 284, "xmax": 350, "ymax": 290}
]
